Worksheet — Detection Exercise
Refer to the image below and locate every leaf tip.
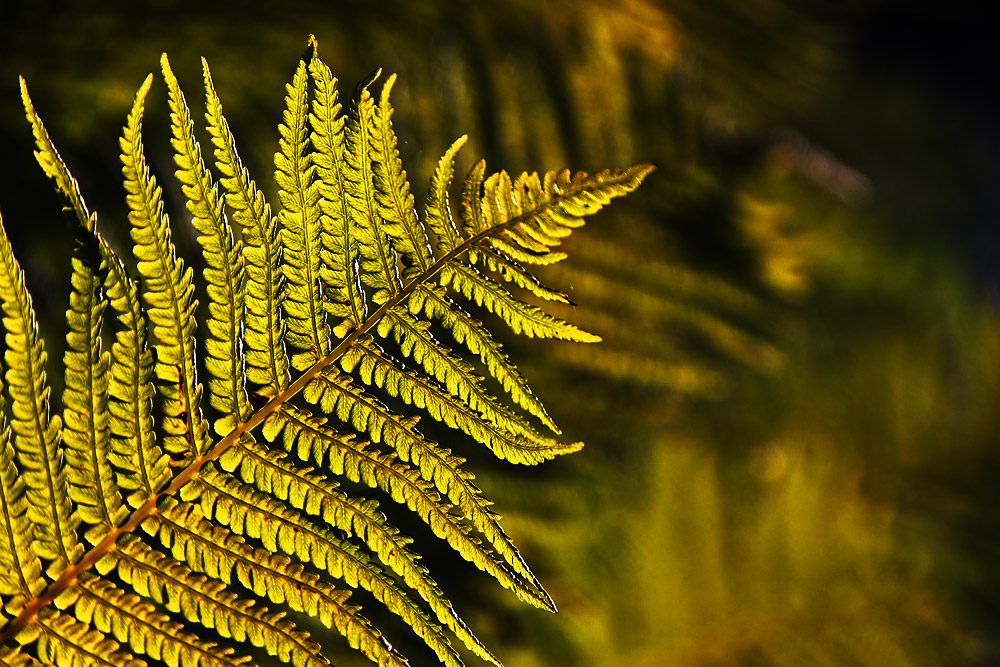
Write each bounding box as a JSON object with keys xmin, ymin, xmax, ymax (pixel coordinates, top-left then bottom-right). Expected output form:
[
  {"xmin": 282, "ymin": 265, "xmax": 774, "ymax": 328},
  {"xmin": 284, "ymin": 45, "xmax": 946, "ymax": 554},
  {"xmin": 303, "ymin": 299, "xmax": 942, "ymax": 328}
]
[
  {"xmin": 18, "ymin": 75, "xmax": 32, "ymax": 112},
  {"xmin": 451, "ymin": 134, "xmax": 469, "ymax": 153},
  {"xmin": 136, "ymin": 72, "xmax": 154, "ymax": 100},
  {"xmin": 302, "ymin": 34, "xmax": 318, "ymax": 63},
  {"xmin": 632, "ymin": 161, "xmax": 657, "ymax": 182}
]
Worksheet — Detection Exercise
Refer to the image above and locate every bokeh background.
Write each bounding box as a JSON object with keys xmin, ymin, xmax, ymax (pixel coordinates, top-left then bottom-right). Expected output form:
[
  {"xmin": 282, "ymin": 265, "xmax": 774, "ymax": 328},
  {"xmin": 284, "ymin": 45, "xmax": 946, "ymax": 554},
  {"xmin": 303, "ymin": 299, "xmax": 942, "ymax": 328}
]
[{"xmin": 1, "ymin": 1, "xmax": 998, "ymax": 665}]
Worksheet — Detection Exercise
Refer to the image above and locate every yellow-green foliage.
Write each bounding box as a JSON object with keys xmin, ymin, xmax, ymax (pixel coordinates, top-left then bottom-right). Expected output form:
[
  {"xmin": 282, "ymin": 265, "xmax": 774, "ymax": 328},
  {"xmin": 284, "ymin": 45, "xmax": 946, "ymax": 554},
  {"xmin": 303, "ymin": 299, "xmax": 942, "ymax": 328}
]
[{"xmin": 0, "ymin": 37, "xmax": 651, "ymax": 666}]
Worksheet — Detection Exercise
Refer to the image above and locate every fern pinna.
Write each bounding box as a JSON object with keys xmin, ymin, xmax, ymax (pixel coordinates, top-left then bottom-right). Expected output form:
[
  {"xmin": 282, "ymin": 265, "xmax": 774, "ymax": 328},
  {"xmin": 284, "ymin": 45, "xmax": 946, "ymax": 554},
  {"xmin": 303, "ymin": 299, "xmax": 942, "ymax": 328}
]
[{"xmin": 0, "ymin": 37, "xmax": 651, "ymax": 667}]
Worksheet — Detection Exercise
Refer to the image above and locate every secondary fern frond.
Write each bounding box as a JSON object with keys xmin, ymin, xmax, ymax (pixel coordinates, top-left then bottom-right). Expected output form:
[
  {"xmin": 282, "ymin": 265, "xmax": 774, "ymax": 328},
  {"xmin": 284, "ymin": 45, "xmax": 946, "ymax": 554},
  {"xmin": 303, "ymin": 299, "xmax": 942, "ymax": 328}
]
[
  {"xmin": 425, "ymin": 136, "xmax": 467, "ymax": 256},
  {"xmin": 151, "ymin": 498, "xmax": 407, "ymax": 667},
  {"xmin": 194, "ymin": 467, "xmax": 470, "ymax": 667},
  {"xmin": 220, "ymin": 436, "xmax": 498, "ymax": 664},
  {"xmin": 277, "ymin": 57, "xmax": 329, "ymax": 370},
  {"xmin": 115, "ymin": 536, "xmax": 324, "ymax": 666},
  {"xmin": 18, "ymin": 77, "xmax": 89, "ymax": 228},
  {"xmin": 204, "ymin": 59, "xmax": 290, "ymax": 397},
  {"xmin": 371, "ymin": 75, "xmax": 433, "ymax": 275},
  {"xmin": 346, "ymin": 73, "xmax": 400, "ymax": 306},
  {"xmin": 32, "ymin": 609, "xmax": 142, "ymax": 667},
  {"xmin": 309, "ymin": 53, "xmax": 367, "ymax": 331},
  {"xmin": 442, "ymin": 264, "xmax": 600, "ymax": 342},
  {"xmin": 0, "ymin": 645, "xmax": 40, "ymax": 667},
  {"xmin": 62, "ymin": 229, "xmax": 127, "ymax": 544},
  {"xmin": 343, "ymin": 340, "xmax": 578, "ymax": 463},
  {"xmin": 408, "ymin": 283, "xmax": 558, "ymax": 432},
  {"xmin": 0, "ymin": 385, "xmax": 45, "ymax": 610},
  {"xmin": 24, "ymin": 77, "xmax": 172, "ymax": 514},
  {"xmin": 162, "ymin": 54, "xmax": 251, "ymax": 437},
  {"xmin": 121, "ymin": 74, "xmax": 209, "ymax": 462},
  {"xmin": 103, "ymin": 247, "xmax": 171, "ymax": 509},
  {"xmin": 0, "ymin": 37, "xmax": 651, "ymax": 667},
  {"xmin": 70, "ymin": 574, "xmax": 248, "ymax": 667},
  {"xmin": 270, "ymin": 403, "xmax": 553, "ymax": 610},
  {"xmin": 0, "ymin": 214, "xmax": 80, "ymax": 574},
  {"xmin": 381, "ymin": 305, "xmax": 528, "ymax": 439}
]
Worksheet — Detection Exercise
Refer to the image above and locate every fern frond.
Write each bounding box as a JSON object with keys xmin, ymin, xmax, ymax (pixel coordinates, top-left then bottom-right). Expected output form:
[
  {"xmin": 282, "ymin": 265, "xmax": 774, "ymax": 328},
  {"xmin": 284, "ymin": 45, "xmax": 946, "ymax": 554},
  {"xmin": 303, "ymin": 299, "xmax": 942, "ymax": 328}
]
[
  {"xmin": 476, "ymin": 248, "xmax": 571, "ymax": 304},
  {"xmin": 32, "ymin": 86, "xmax": 132, "ymax": 536},
  {"xmin": 23, "ymin": 81, "xmax": 126, "ymax": 528},
  {"xmin": 1, "ymin": 40, "xmax": 652, "ymax": 667},
  {"xmin": 18, "ymin": 77, "xmax": 89, "ymax": 227},
  {"xmin": 194, "ymin": 466, "xmax": 469, "ymax": 667},
  {"xmin": 480, "ymin": 172, "xmax": 565, "ymax": 265},
  {"xmin": 0, "ymin": 390, "xmax": 45, "ymax": 609},
  {"xmin": 162, "ymin": 54, "xmax": 251, "ymax": 437},
  {"xmin": 21, "ymin": 79, "xmax": 169, "ymax": 514},
  {"xmin": 408, "ymin": 284, "xmax": 558, "ymax": 432},
  {"xmin": 344, "ymin": 340, "xmax": 579, "ymax": 464},
  {"xmin": 459, "ymin": 160, "xmax": 488, "ymax": 247},
  {"xmin": 367, "ymin": 83, "xmax": 568, "ymax": 438},
  {"xmin": 33, "ymin": 609, "xmax": 143, "ymax": 667},
  {"xmin": 370, "ymin": 75, "xmax": 433, "ymax": 275},
  {"xmin": 220, "ymin": 437, "xmax": 498, "ymax": 665},
  {"xmin": 467, "ymin": 165, "xmax": 655, "ymax": 265},
  {"xmin": 116, "ymin": 537, "xmax": 325, "ymax": 667},
  {"xmin": 69, "ymin": 575, "xmax": 249, "ymax": 667},
  {"xmin": 62, "ymin": 231, "xmax": 127, "ymax": 544},
  {"xmin": 441, "ymin": 264, "xmax": 599, "ymax": 342},
  {"xmin": 304, "ymin": 356, "xmax": 560, "ymax": 593},
  {"xmin": 204, "ymin": 59, "xmax": 290, "ymax": 397},
  {"xmin": 0, "ymin": 645, "xmax": 40, "ymax": 667},
  {"xmin": 277, "ymin": 56, "xmax": 329, "ymax": 370},
  {"xmin": 308, "ymin": 52, "xmax": 367, "ymax": 331},
  {"xmin": 270, "ymin": 403, "xmax": 553, "ymax": 610},
  {"xmin": 0, "ymin": 215, "xmax": 80, "ymax": 573},
  {"xmin": 381, "ymin": 307, "xmax": 526, "ymax": 436},
  {"xmin": 150, "ymin": 499, "xmax": 406, "ymax": 667},
  {"xmin": 345, "ymin": 73, "xmax": 400, "ymax": 306},
  {"xmin": 121, "ymin": 74, "xmax": 209, "ymax": 461},
  {"xmin": 425, "ymin": 135, "xmax": 467, "ymax": 256},
  {"xmin": 102, "ymin": 246, "xmax": 172, "ymax": 508}
]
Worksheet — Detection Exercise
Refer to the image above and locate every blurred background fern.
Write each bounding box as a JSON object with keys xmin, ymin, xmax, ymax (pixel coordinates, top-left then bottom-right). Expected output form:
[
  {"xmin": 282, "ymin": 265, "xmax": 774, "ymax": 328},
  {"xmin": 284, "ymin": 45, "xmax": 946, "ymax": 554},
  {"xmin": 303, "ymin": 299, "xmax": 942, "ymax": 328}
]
[{"xmin": 2, "ymin": 1, "xmax": 998, "ymax": 665}]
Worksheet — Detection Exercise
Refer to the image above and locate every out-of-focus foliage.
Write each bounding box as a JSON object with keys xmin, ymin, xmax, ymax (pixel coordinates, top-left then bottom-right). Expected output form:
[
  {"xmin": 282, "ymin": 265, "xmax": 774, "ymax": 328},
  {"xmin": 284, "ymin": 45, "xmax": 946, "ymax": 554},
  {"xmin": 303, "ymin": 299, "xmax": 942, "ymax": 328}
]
[
  {"xmin": 487, "ymin": 233, "xmax": 1000, "ymax": 665},
  {"xmin": 2, "ymin": 1, "xmax": 997, "ymax": 666},
  {"xmin": 493, "ymin": 443, "xmax": 970, "ymax": 667}
]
